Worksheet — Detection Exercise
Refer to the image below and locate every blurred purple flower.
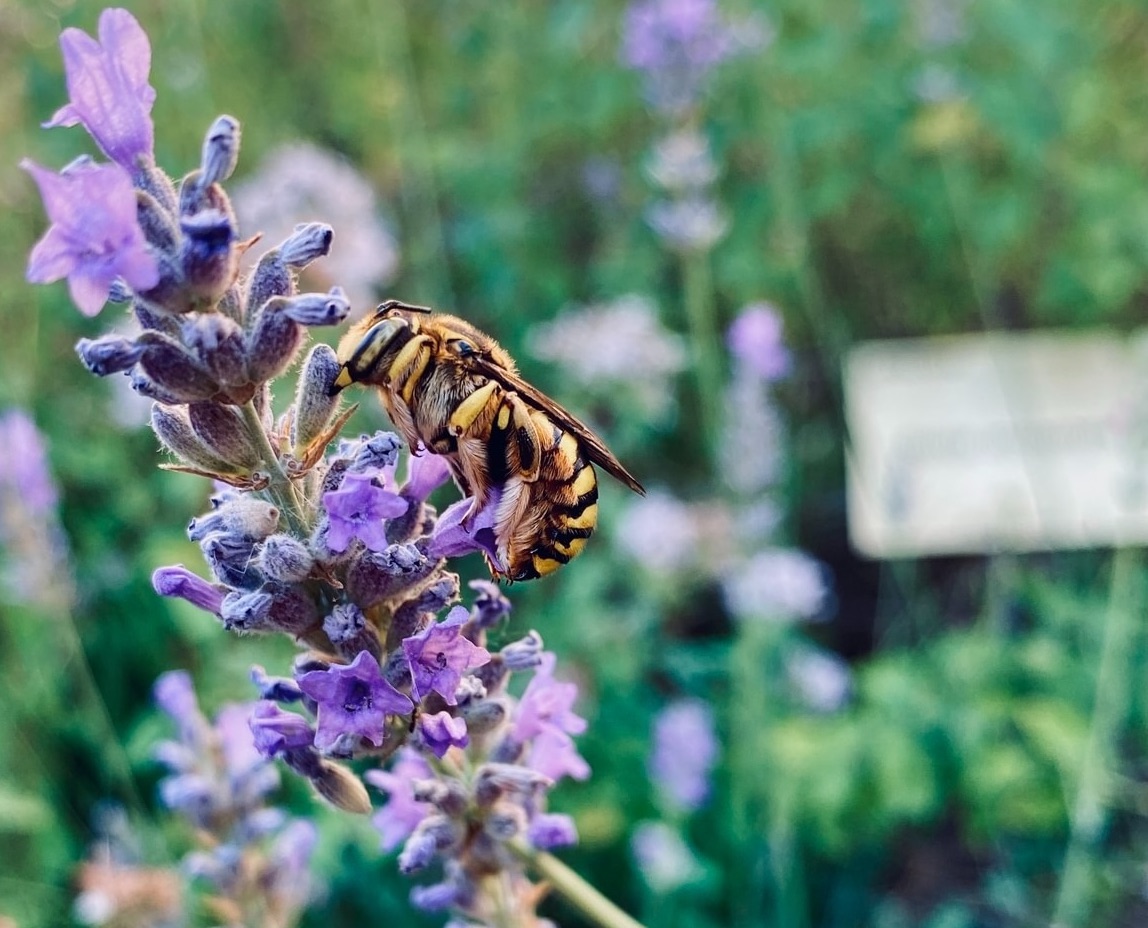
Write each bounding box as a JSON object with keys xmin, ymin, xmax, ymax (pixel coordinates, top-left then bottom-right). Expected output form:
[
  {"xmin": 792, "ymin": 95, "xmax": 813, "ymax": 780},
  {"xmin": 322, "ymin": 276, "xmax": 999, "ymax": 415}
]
[
  {"xmin": 154, "ymin": 670, "xmax": 203, "ymax": 734},
  {"xmin": 44, "ymin": 7, "xmax": 155, "ymax": 169},
  {"xmin": 215, "ymin": 703, "xmax": 265, "ymax": 782},
  {"xmin": 528, "ymin": 813, "xmax": 578, "ymax": 850},
  {"xmin": 631, "ymin": 821, "xmax": 701, "ymax": 892},
  {"xmin": 365, "ymin": 749, "xmax": 434, "ymax": 852},
  {"xmin": 787, "ymin": 647, "xmax": 852, "ymax": 713},
  {"xmin": 615, "ymin": 488, "xmax": 699, "ymax": 572},
  {"xmin": 402, "ymin": 606, "xmax": 491, "ymax": 705},
  {"xmin": 649, "ymin": 699, "xmax": 718, "ymax": 812},
  {"xmin": 722, "ymin": 548, "xmax": 830, "ymax": 622},
  {"xmin": 418, "ymin": 711, "xmax": 469, "ymax": 758},
  {"xmin": 266, "ymin": 819, "xmax": 320, "ymax": 912},
  {"xmin": 427, "ymin": 493, "xmax": 507, "ymax": 572},
  {"xmin": 297, "ymin": 650, "xmax": 412, "ymax": 751},
  {"xmin": 527, "ymin": 727, "xmax": 591, "ymax": 782},
  {"xmin": 249, "ymin": 701, "xmax": 316, "ymax": 758},
  {"xmin": 23, "ymin": 158, "xmax": 159, "ymax": 316},
  {"xmin": 622, "ymin": 0, "xmax": 769, "ymax": 112},
  {"xmin": 321, "ymin": 472, "xmax": 408, "ymax": 553},
  {"xmin": 513, "ymin": 653, "xmax": 587, "ymax": 742},
  {"xmin": 646, "ymin": 196, "xmax": 728, "ymax": 253},
  {"xmin": 468, "ymin": 578, "xmax": 512, "ymax": 629},
  {"xmin": 727, "ymin": 303, "xmax": 791, "ymax": 382},
  {"xmin": 0, "ymin": 410, "xmax": 59, "ymax": 515}
]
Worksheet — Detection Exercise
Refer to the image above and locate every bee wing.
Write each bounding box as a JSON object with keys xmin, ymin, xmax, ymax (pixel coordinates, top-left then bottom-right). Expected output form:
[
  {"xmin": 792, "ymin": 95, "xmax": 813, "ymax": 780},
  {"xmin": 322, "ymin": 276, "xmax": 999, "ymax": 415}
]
[{"xmin": 472, "ymin": 359, "xmax": 646, "ymax": 495}]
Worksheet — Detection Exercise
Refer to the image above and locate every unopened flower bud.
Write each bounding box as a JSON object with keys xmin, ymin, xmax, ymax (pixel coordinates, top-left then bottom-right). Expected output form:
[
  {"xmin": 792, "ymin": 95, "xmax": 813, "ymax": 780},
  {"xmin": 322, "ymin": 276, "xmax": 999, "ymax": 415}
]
[
  {"xmin": 340, "ymin": 432, "xmax": 401, "ymax": 473},
  {"xmin": 135, "ymin": 188, "xmax": 180, "ymax": 252},
  {"xmin": 310, "ymin": 760, "xmax": 371, "ymax": 814},
  {"xmin": 245, "ymin": 298, "xmax": 305, "ymax": 383},
  {"xmin": 389, "ymin": 574, "xmax": 459, "ymax": 643},
  {"xmin": 266, "ymin": 585, "xmax": 321, "ymax": 635},
  {"xmin": 75, "ymin": 334, "xmax": 144, "ymax": 376},
  {"xmin": 108, "ymin": 278, "xmax": 134, "ymax": 303},
  {"xmin": 133, "ymin": 299, "xmax": 179, "ymax": 335},
  {"xmin": 180, "ymin": 208, "xmax": 237, "ymax": 301},
  {"xmin": 500, "ymin": 630, "xmax": 544, "ymax": 671},
  {"xmin": 292, "ymin": 344, "xmax": 342, "ymax": 450},
  {"xmin": 187, "ymin": 498, "xmax": 279, "ymax": 543},
  {"xmin": 187, "ymin": 402, "xmax": 261, "ymax": 470},
  {"xmin": 410, "ymin": 779, "xmax": 469, "ymax": 818},
  {"xmin": 201, "ymin": 533, "xmax": 264, "ymax": 589},
  {"xmin": 346, "ymin": 543, "xmax": 434, "ymax": 608},
  {"xmin": 473, "ymin": 764, "xmax": 552, "ymax": 805},
  {"xmin": 200, "ymin": 115, "xmax": 241, "ymax": 187},
  {"xmin": 484, "ymin": 802, "xmax": 528, "ymax": 841},
  {"xmin": 152, "ymin": 564, "xmax": 224, "ymax": 615},
  {"xmin": 257, "ymin": 534, "xmax": 314, "ymax": 582},
  {"xmin": 151, "ymin": 403, "xmax": 234, "ymax": 473},
  {"xmin": 282, "ymin": 288, "xmax": 351, "ymax": 326},
  {"xmin": 136, "ymin": 331, "xmax": 221, "ymax": 402},
  {"xmin": 460, "ymin": 697, "xmax": 508, "ymax": 734},
  {"xmin": 134, "ymin": 370, "xmax": 184, "ymax": 405},
  {"xmin": 322, "ymin": 603, "xmax": 381, "ymax": 661},
  {"xmin": 528, "ymin": 812, "xmax": 578, "ymax": 850},
  {"xmin": 250, "ymin": 665, "xmax": 304, "ymax": 703},
  {"xmin": 134, "ymin": 158, "xmax": 179, "ymax": 215},
  {"xmin": 471, "ymin": 656, "xmax": 509, "ymax": 694},
  {"xmin": 221, "ymin": 589, "xmax": 274, "ymax": 633},
  {"xmin": 182, "ymin": 314, "xmax": 248, "ymax": 387},
  {"xmin": 136, "ymin": 250, "xmax": 191, "ymax": 315},
  {"xmin": 244, "ymin": 250, "xmax": 294, "ymax": 318},
  {"xmin": 280, "ymin": 222, "xmax": 334, "ymax": 268},
  {"xmin": 469, "ymin": 579, "xmax": 512, "ymax": 628},
  {"xmin": 398, "ymin": 815, "xmax": 461, "ymax": 873}
]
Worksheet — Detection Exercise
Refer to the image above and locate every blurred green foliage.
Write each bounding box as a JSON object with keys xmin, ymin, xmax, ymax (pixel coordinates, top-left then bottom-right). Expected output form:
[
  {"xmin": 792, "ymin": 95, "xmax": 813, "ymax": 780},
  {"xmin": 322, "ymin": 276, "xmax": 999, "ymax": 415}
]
[{"xmin": 5, "ymin": 1, "xmax": 1148, "ymax": 927}]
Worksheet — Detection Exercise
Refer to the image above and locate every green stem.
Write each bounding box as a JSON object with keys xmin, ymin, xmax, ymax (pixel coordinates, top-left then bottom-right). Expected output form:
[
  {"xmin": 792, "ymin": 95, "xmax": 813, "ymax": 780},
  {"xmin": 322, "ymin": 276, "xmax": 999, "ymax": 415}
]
[
  {"xmin": 1051, "ymin": 547, "xmax": 1139, "ymax": 927},
  {"xmin": 509, "ymin": 841, "xmax": 647, "ymax": 928},
  {"xmin": 681, "ymin": 250, "xmax": 723, "ymax": 461},
  {"xmin": 240, "ymin": 400, "xmax": 307, "ymax": 533}
]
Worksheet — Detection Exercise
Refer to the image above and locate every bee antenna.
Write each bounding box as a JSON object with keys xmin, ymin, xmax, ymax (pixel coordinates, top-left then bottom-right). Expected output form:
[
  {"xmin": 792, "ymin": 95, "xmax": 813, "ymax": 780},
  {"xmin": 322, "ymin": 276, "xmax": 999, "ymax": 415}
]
[{"xmin": 376, "ymin": 299, "xmax": 433, "ymax": 315}]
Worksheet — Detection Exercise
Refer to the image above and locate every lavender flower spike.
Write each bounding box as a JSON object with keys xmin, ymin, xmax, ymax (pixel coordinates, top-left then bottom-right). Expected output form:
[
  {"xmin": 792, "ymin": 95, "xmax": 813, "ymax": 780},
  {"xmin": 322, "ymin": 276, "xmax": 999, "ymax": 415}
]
[
  {"xmin": 23, "ymin": 158, "xmax": 159, "ymax": 316},
  {"xmin": 44, "ymin": 8, "xmax": 156, "ymax": 169},
  {"xmin": 297, "ymin": 651, "xmax": 412, "ymax": 751},
  {"xmin": 402, "ymin": 606, "xmax": 492, "ymax": 705},
  {"xmin": 727, "ymin": 303, "xmax": 791, "ymax": 382},
  {"xmin": 649, "ymin": 699, "xmax": 718, "ymax": 813}
]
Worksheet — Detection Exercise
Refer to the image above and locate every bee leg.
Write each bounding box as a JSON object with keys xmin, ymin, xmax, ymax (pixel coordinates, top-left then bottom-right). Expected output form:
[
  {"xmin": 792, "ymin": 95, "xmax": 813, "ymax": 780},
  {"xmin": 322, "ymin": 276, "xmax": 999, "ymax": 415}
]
[{"xmin": 387, "ymin": 334, "xmax": 434, "ymax": 405}]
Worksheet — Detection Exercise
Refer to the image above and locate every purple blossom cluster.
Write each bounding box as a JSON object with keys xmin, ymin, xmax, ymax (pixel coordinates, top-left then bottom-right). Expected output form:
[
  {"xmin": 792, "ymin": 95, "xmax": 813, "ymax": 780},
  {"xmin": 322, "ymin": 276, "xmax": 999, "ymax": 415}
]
[
  {"xmin": 25, "ymin": 10, "xmax": 597, "ymax": 926},
  {"xmin": 152, "ymin": 671, "xmax": 319, "ymax": 926},
  {"xmin": 621, "ymin": 0, "xmax": 770, "ymax": 115},
  {"xmin": 0, "ymin": 410, "xmax": 73, "ymax": 607}
]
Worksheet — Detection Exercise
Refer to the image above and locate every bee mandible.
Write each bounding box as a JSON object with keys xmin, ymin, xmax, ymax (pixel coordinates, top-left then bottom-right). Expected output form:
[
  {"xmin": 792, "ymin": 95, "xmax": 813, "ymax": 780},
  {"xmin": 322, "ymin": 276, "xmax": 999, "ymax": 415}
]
[{"xmin": 331, "ymin": 300, "xmax": 645, "ymax": 581}]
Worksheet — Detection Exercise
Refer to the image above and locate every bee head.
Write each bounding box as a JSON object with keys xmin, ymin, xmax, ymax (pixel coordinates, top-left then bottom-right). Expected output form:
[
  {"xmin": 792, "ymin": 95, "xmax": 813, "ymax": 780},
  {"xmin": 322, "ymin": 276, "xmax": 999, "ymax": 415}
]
[{"xmin": 331, "ymin": 315, "xmax": 409, "ymax": 395}]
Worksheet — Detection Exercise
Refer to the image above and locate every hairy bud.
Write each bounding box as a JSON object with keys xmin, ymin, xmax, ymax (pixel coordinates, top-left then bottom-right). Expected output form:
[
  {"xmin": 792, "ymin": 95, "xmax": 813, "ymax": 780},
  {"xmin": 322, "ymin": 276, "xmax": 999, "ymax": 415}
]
[{"xmin": 291, "ymin": 344, "xmax": 342, "ymax": 450}]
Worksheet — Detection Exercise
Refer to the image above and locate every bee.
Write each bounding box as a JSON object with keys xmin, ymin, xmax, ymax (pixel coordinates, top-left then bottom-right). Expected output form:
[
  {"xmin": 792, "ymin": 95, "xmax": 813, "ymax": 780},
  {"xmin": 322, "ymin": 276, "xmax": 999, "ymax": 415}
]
[{"xmin": 331, "ymin": 300, "xmax": 645, "ymax": 581}]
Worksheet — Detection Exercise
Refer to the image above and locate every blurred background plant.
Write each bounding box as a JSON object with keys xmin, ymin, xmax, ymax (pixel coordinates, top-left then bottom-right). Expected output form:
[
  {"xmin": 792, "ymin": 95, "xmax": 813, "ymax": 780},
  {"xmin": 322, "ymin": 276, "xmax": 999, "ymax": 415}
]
[{"xmin": 5, "ymin": 1, "xmax": 1148, "ymax": 927}]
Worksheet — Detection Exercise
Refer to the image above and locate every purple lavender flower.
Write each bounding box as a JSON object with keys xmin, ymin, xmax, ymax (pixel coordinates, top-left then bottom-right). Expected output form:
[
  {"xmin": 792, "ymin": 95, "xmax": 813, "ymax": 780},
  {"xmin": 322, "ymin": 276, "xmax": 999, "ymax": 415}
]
[
  {"xmin": 365, "ymin": 749, "xmax": 434, "ymax": 852},
  {"xmin": 513, "ymin": 653, "xmax": 588, "ymax": 742},
  {"xmin": 622, "ymin": 0, "xmax": 768, "ymax": 112},
  {"xmin": 527, "ymin": 727, "xmax": 591, "ymax": 782},
  {"xmin": 403, "ymin": 448, "xmax": 454, "ymax": 501},
  {"xmin": 249, "ymin": 701, "xmax": 316, "ymax": 757},
  {"xmin": 23, "ymin": 158, "xmax": 159, "ymax": 316},
  {"xmin": 427, "ymin": 494, "xmax": 507, "ymax": 573},
  {"xmin": 153, "ymin": 670, "xmax": 207, "ymax": 746},
  {"xmin": 527, "ymin": 813, "xmax": 578, "ymax": 850},
  {"xmin": 418, "ymin": 711, "xmax": 470, "ymax": 758},
  {"xmin": 321, "ymin": 472, "xmax": 408, "ymax": 553},
  {"xmin": 402, "ymin": 606, "xmax": 491, "ymax": 705},
  {"xmin": 151, "ymin": 564, "xmax": 224, "ymax": 615},
  {"xmin": 0, "ymin": 410, "xmax": 59, "ymax": 515},
  {"xmin": 297, "ymin": 651, "xmax": 412, "ymax": 751},
  {"xmin": 721, "ymin": 548, "xmax": 830, "ymax": 622},
  {"xmin": 649, "ymin": 699, "xmax": 718, "ymax": 813},
  {"xmin": 631, "ymin": 821, "xmax": 701, "ymax": 892},
  {"xmin": 726, "ymin": 303, "xmax": 791, "ymax": 382},
  {"xmin": 43, "ymin": 7, "xmax": 156, "ymax": 169}
]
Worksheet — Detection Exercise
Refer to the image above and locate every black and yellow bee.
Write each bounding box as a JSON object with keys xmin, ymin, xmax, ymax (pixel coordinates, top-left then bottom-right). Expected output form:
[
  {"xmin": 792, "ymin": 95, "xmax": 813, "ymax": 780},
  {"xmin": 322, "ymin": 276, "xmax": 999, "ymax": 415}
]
[{"xmin": 331, "ymin": 300, "xmax": 644, "ymax": 581}]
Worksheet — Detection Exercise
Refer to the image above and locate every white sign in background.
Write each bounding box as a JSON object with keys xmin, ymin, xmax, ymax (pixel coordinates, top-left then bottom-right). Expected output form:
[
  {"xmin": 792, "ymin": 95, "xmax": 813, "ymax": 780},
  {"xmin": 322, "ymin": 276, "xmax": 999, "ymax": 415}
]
[{"xmin": 845, "ymin": 331, "xmax": 1148, "ymax": 558}]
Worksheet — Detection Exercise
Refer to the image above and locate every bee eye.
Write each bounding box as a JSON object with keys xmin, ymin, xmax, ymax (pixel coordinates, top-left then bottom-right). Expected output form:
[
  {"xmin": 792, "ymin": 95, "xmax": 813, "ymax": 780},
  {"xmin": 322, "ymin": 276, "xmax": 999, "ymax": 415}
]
[{"xmin": 454, "ymin": 340, "xmax": 475, "ymax": 357}]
